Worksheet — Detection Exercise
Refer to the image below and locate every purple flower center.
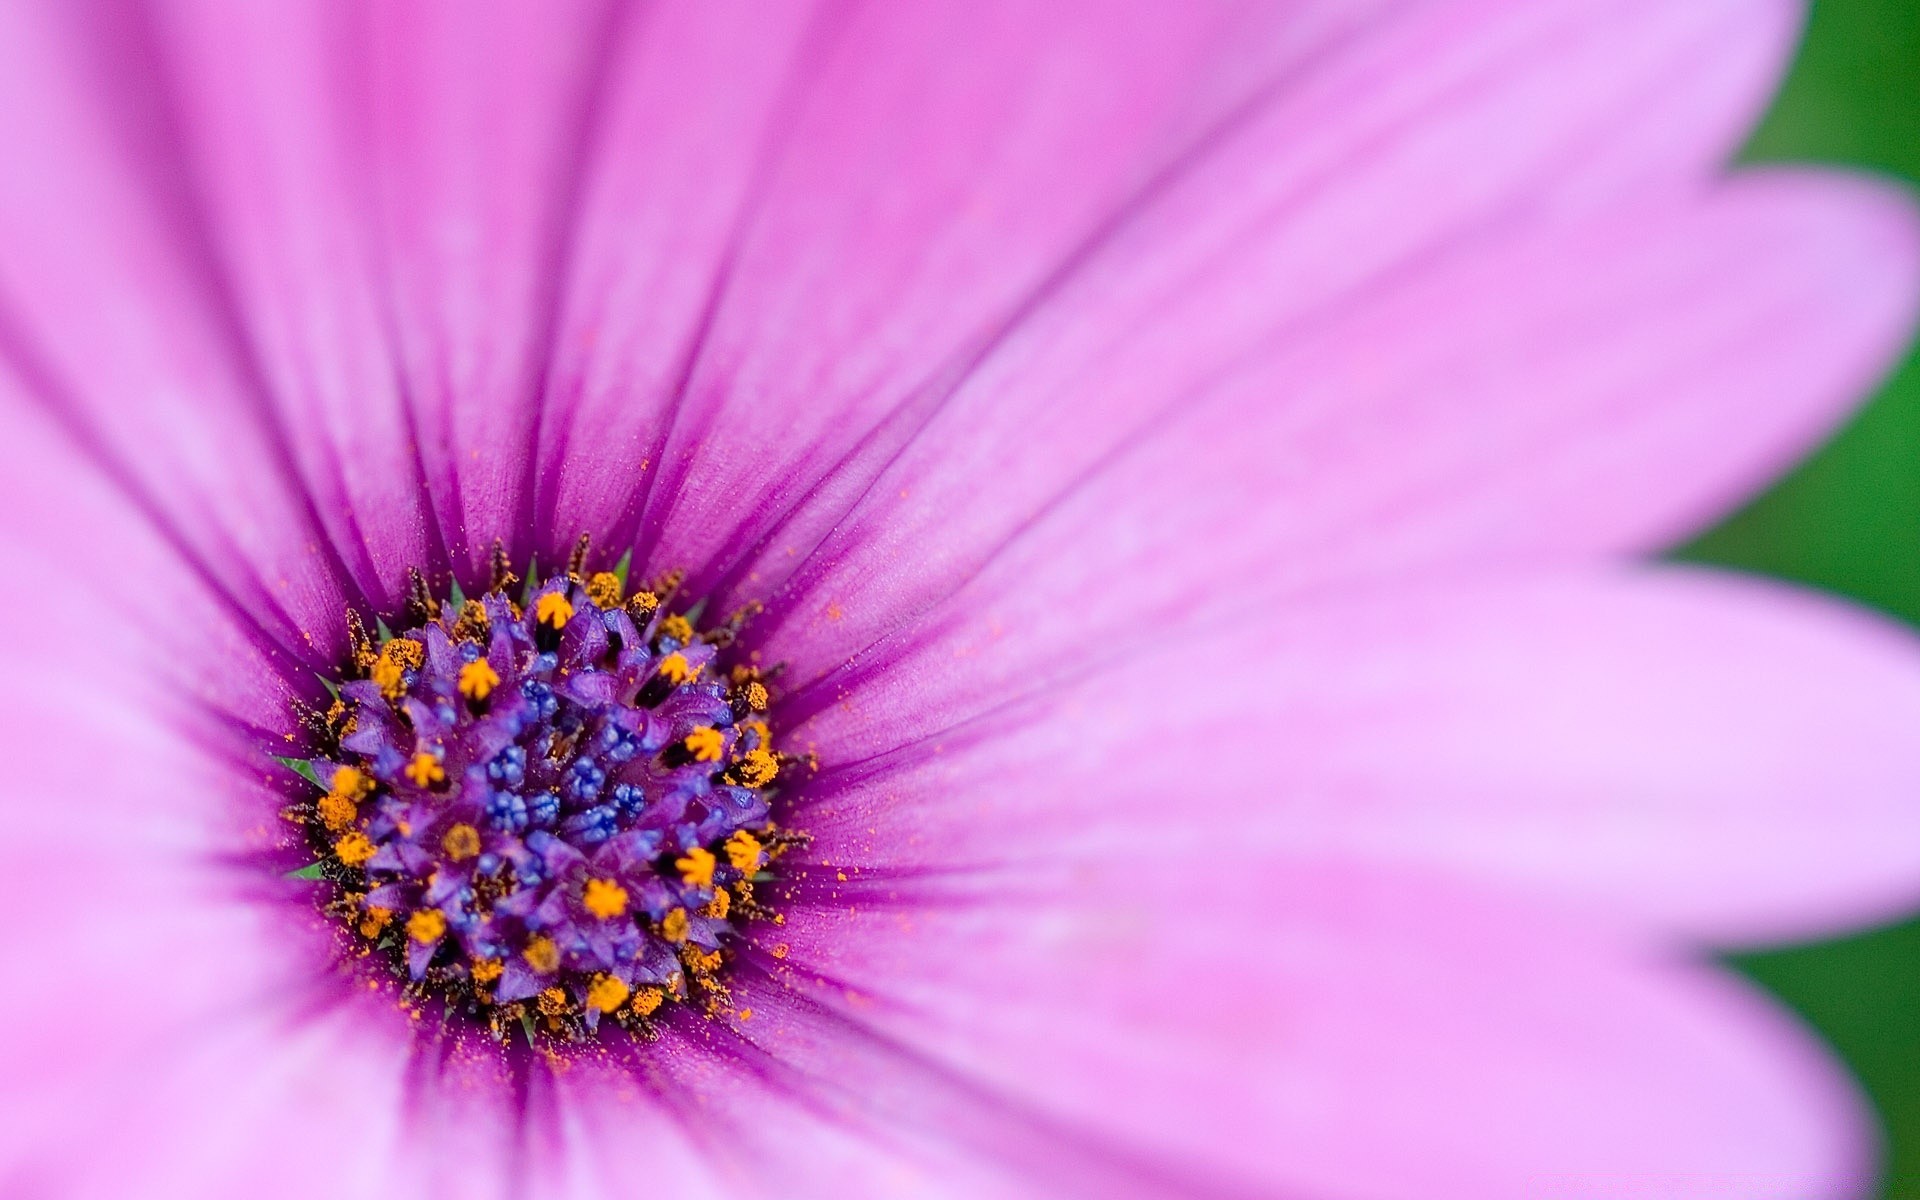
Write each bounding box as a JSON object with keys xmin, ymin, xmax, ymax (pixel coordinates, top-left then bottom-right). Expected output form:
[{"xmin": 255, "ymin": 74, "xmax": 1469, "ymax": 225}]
[{"xmin": 283, "ymin": 541, "xmax": 794, "ymax": 1045}]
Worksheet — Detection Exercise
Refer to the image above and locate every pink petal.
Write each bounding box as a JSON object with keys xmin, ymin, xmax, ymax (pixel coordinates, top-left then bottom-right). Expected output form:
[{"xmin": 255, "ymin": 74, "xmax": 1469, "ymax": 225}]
[
  {"xmin": 791, "ymin": 566, "xmax": 1920, "ymax": 946},
  {"xmin": 0, "ymin": 0, "xmax": 1803, "ymax": 619},
  {"xmin": 750, "ymin": 862, "xmax": 1871, "ymax": 1198},
  {"xmin": 763, "ymin": 174, "xmax": 1918, "ymax": 708}
]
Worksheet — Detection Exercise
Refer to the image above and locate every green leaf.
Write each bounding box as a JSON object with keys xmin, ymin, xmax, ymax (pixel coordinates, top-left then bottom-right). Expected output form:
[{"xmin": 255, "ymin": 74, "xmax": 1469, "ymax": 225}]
[
  {"xmin": 375, "ymin": 617, "xmax": 395, "ymax": 642},
  {"xmin": 448, "ymin": 577, "xmax": 467, "ymax": 609},
  {"xmin": 312, "ymin": 672, "xmax": 339, "ymax": 698},
  {"xmin": 520, "ymin": 555, "xmax": 541, "ymax": 604},
  {"xmin": 285, "ymin": 861, "xmax": 327, "ymax": 880},
  {"xmin": 613, "ymin": 549, "xmax": 632, "ymax": 591},
  {"xmin": 519, "ymin": 1010, "xmax": 538, "ymax": 1046},
  {"xmin": 273, "ymin": 755, "xmax": 323, "ymax": 788}
]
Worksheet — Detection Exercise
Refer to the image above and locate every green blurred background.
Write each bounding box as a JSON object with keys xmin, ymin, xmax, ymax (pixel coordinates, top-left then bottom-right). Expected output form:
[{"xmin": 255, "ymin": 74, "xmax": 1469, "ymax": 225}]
[{"xmin": 1687, "ymin": 2, "xmax": 1920, "ymax": 1194}]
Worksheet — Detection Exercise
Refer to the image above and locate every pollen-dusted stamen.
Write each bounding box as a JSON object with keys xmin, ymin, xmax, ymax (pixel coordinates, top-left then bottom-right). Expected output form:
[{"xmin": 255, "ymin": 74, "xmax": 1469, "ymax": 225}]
[
  {"xmin": 581, "ymin": 877, "xmax": 628, "ymax": 919},
  {"xmin": 661, "ymin": 908, "xmax": 690, "ymax": 943},
  {"xmin": 725, "ymin": 830, "xmax": 764, "ymax": 872},
  {"xmin": 317, "ymin": 791, "xmax": 357, "ymax": 832},
  {"xmin": 676, "ymin": 847, "xmax": 716, "ymax": 887},
  {"xmin": 335, "ymin": 832, "xmax": 376, "ymax": 866},
  {"xmin": 585, "ymin": 571, "xmax": 622, "ymax": 609},
  {"xmin": 585, "ymin": 973, "xmax": 630, "ymax": 1013},
  {"xmin": 441, "ymin": 823, "xmax": 480, "ymax": 861},
  {"xmin": 280, "ymin": 546, "xmax": 798, "ymax": 1049},
  {"xmin": 732, "ymin": 749, "xmax": 779, "ymax": 787},
  {"xmin": 457, "ymin": 658, "xmax": 499, "ymax": 700},
  {"xmin": 684, "ymin": 726, "xmax": 725, "ymax": 763},
  {"xmin": 534, "ymin": 591, "xmax": 573, "ymax": 630},
  {"xmin": 405, "ymin": 751, "xmax": 444, "ymax": 788},
  {"xmin": 408, "ymin": 910, "xmax": 447, "ymax": 944}
]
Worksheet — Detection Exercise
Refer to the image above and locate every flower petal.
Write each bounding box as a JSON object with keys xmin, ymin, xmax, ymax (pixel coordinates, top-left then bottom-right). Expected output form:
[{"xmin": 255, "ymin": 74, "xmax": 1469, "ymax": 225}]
[
  {"xmin": 792, "ymin": 566, "xmax": 1920, "ymax": 946},
  {"xmin": 763, "ymin": 174, "xmax": 1919, "ymax": 721},
  {"xmin": 749, "ymin": 863, "xmax": 1870, "ymax": 1198}
]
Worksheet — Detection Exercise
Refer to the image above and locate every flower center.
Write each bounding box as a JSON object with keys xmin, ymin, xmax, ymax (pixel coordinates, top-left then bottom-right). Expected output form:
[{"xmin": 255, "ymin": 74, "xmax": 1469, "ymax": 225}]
[{"xmin": 280, "ymin": 538, "xmax": 796, "ymax": 1046}]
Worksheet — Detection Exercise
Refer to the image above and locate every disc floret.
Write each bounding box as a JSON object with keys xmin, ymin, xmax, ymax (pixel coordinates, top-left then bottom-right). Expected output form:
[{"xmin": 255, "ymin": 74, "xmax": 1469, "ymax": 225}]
[{"xmin": 283, "ymin": 543, "xmax": 798, "ymax": 1044}]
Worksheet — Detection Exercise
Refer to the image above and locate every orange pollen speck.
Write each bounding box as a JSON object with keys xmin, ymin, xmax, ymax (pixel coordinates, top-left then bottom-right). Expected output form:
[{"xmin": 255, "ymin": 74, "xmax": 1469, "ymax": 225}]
[
  {"xmin": 582, "ymin": 877, "xmax": 628, "ymax": 919},
  {"xmin": 534, "ymin": 592, "xmax": 574, "ymax": 630},
  {"xmin": 656, "ymin": 653, "xmax": 695, "ymax": 685},
  {"xmin": 743, "ymin": 682, "xmax": 769, "ymax": 711},
  {"xmin": 334, "ymin": 832, "xmax": 376, "ymax": 866},
  {"xmin": 405, "ymin": 751, "xmax": 445, "ymax": 788},
  {"xmin": 470, "ymin": 958, "xmax": 503, "ymax": 984},
  {"xmin": 457, "ymin": 659, "xmax": 500, "ymax": 700},
  {"xmin": 629, "ymin": 987, "xmax": 664, "ymax": 1017},
  {"xmin": 441, "ymin": 823, "xmax": 481, "ymax": 861},
  {"xmin": 676, "ymin": 847, "xmax": 716, "ymax": 888},
  {"xmin": 660, "ymin": 614, "xmax": 693, "ymax": 643},
  {"xmin": 733, "ymin": 748, "xmax": 778, "ymax": 787},
  {"xmin": 537, "ymin": 987, "xmax": 569, "ymax": 1017},
  {"xmin": 330, "ymin": 765, "xmax": 371, "ymax": 799},
  {"xmin": 317, "ymin": 791, "xmax": 357, "ymax": 832},
  {"xmin": 523, "ymin": 936, "xmax": 561, "ymax": 974},
  {"xmin": 407, "ymin": 909, "xmax": 447, "ymax": 943},
  {"xmin": 370, "ymin": 657, "xmax": 404, "ymax": 698},
  {"xmin": 660, "ymin": 908, "xmax": 690, "ymax": 944},
  {"xmin": 701, "ymin": 889, "xmax": 731, "ymax": 919},
  {"xmin": 724, "ymin": 830, "xmax": 764, "ymax": 872},
  {"xmin": 585, "ymin": 572, "xmax": 622, "ymax": 608},
  {"xmin": 358, "ymin": 906, "xmax": 393, "ymax": 937},
  {"xmin": 684, "ymin": 727, "xmax": 725, "ymax": 763},
  {"xmin": 585, "ymin": 973, "xmax": 630, "ymax": 1013}
]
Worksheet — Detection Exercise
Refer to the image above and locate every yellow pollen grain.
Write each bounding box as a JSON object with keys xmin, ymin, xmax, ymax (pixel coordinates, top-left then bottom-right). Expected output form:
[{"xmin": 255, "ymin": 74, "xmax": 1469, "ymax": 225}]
[
  {"xmin": 407, "ymin": 909, "xmax": 447, "ymax": 943},
  {"xmin": 452, "ymin": 599, "xmax": 490, "ymax": 641},
  {"xmin": 537, "ymin": 986, "xmax": 570, "ymax": 1017},
  {"xmin": 725, "ymin": 830, "xmax": 764, "ymax": 873},
  {"xmin": 585, "ymin": 973, "xmax": 630, "ymax": 1013},
  {"xmin": 660, "ymin": 908, "xmax": 690, "ymax": 944},
  {"xmin": 386, "ymin": 638, "xmax": 425, "ymax": 672},
  {"xmin": 523, "ymin": 935, "xmax": 561, "ymax": 974},
  {"xmin": 334, "ymin": 832, "xmax": 376, "ymax": 867},
  {"xmin": 405, "ymin": 750, "xmax": 445, "ymax": 788},
  {"xmin": 359, "ymin": 906, "xmax": 393, "ymax": 938},
  {"xmin": 441, "ymin": 823, "xmax": 481, "ymax": 861},
  {"xmin": 370, "ymin": 656, "xmax": 404, "ymax": 698},
  {"xmin": 629, "ymin": 987, "xmax": 664, "ymax": 1018},
  {"xmin": 683, "ymin": 726, "xmax": 724, "ymax": 763},
  {"xmin": 733, "ymin": 748, "xmax": 779, "ymax": 787},
  {"xmin": 457, "ymin": 658, "xmax": 500, "ymax": 700},
  {"xmin": 534, "ymin": 592, "xmax": 574, "ymax": 630},
  {"xmin": 317, "ymin": 791, "xmax": 357, "ymax": 832},
  {"xmin": 585, "ymin": 571, "xmax": 622, "ymax": 608},
  {"xmin": 701, "ymin": 889, "xmax": 731, "ymax": 920},
  {"xmin": 470, "ymin": 958, "xmax": 503, "ymax": 984},
  {"xmin": 660, "ymin": 613, "xmax": 693, "ymax": 643},
  {"xmin": 684, "ymin": 948, "xmax": 721, "ymax": 974},
  {"xmin": 743, "ymin": 681, "xmax": 769, "ymax": 711},
  {"xmin": 582, "ymin": 877, "xmax": 628, "ymax": 920},
  {"xmin": 330, "ymin": 764, "xmax": 371, "ymax": 800},
  {"xmin": 656, "ymin": 653, "xmax": 695, "ymax": 685},
  {"xmin": 676, "ymin": 847, "xmax": 716, "ymax": 888}
]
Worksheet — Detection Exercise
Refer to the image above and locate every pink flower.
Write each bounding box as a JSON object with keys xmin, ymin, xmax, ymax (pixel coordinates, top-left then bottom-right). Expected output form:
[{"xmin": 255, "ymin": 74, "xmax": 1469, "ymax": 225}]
[{"xmin": 2, "ymin": 1, "xmax": 1919, "ymax": 1196}]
